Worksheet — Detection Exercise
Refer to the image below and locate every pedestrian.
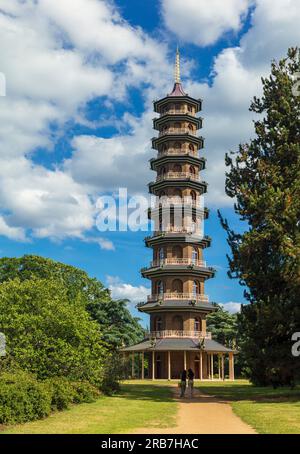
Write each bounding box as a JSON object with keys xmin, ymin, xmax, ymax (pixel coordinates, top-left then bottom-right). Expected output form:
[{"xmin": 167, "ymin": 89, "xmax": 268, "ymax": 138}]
[
  {"xmin": 180, "ymin": 369, "xmax": 187, "ymax": 397},
  {"xmin": 187, "ymin": 368, "xmax": 195, "ymax": 397}
]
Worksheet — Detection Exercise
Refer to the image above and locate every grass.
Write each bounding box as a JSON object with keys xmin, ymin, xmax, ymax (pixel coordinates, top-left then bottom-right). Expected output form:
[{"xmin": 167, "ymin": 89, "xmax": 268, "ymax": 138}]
[
  {"xmin": 198, "ymin": 379, "xmax": 300, "ymax": 434},
  {"xmin": 3, "ymin": 379, "xmax": 300, "ymax": 434},
  {"xmin": 1, "ymin": 381, "xmax": 177, "ymax": 434}
]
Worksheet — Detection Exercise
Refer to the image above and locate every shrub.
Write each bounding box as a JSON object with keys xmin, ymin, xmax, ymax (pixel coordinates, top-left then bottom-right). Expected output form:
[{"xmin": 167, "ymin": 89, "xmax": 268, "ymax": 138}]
[
  {"xmin": 71, "ymin": 381, "xmax": 100, "ymax": 403},
  {"xmin": 46, "ymin": 377, "xmax": 75, "ymax": 411},
  {"xmin": 0, "ymin": 371, "xmax": 51, "ymax": 424},
  {"xmin": 100, "ymin": 354, "xmax": 123, "ymax": 395}
]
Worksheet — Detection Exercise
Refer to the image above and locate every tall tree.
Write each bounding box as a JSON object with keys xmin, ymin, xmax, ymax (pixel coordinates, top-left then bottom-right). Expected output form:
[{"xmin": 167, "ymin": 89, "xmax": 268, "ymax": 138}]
[
  {"xmin": 219, "ymin": 48, "xmax": 300, "ymax": 386},
  {"xmin": 0, "ymin": 255, "xmax": 145, "ymax": 350},
  {"xmin": 0, "ymin": 277, "xmax": 107, "ymax": 384},
  {"xmin": 206, "ymin": 304, "xmax": 238, "ymax": 349}
]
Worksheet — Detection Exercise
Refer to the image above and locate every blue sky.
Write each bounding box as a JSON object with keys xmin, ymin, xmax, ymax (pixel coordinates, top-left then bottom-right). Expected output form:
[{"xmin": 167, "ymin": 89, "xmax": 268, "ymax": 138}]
[{"xmin": 0, "ymin": 0, "xmax": 299, "ymax": 326}]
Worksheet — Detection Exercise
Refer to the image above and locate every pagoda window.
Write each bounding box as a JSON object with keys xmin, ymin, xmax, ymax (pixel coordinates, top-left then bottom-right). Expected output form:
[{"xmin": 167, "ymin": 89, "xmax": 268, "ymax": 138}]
[
  {"xmin": 172, "ymin": 245, "xmax": 183, "ymax": 259},
  {"xmin": 174, "ymin": 164, "xmax": 182, "ymax": 173},
  {"xmin": 192, "ymin": 247, "xmax": 198, "ymax": 263},
  {"xmin": 194, "ymin": 317, "xmax": 201, "ymax": 331},
  {"xmin": 188, "ymin": 123, "xmax": 193, "ymax": 131},
  {"xmin": 189, "ymin": 143, "xmax": 195, "ymax": 151},
  {"xmin": 191, "ymin": 214, "xmax": 197, "ymax": 233},
  {"xmin": 172, "ymin": 279, "xmax": 183, "ymax": 293},
  {"xmin": 174, "ymin": 142, "xmax": 181, "ymax": 150},
  {"xmin": 158, "ymin": 247, "xmax": 165, "ymax": 261},
  {"xmin": 172, "ymin": 315, "xmax": 183, "ymax": 330},
  {"xmin": 192, "ymin": 280, "xmax": 200, "ymax": 296},
  {"xmin": 191, "ymin": 190, "xmax": 197, "ymax": 200},
  {"xmin": 156, "ymin": 281, "xmax": 164, "ymax": 296},
  {"xmin": 155, "ymin": 316, "xmax": 163, "ymax": 331},
  {"xmin": 190, "ymin": 165, "xmax": 196, "ymax": 175},
  {"xmin": 174, "ymin": 189, "xmax": 182, "ymax": 199},
  {"xmin": 188, "ymin": 105, "xmax": 193, "ymax": 113},
  {"xmin": 174, "ymin": 122, "xmax": 181, "ymax": 132}
]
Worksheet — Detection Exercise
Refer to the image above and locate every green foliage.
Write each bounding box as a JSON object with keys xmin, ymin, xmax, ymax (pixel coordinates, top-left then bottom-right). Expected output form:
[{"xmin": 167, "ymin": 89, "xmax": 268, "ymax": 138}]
[
  {"xmin": 219, "ymin": 48, "xmax": 300, "ymax": 385},
  {"xmin": 0, "ymin": 255, "xmax": 145, "ymax": 350},
  {"xmin": 46, "ymin": 377, "xmax": 75, "ymax": 411},
  {"xmin": 71, "ymin": 381, "xmax": 100, "ymax": 403},
  {"xmin": 0, "ymin": 371, "xmax": 101, "ymax": 424},
  {"xmin": 0, "ymin": 371, "xmax": 52, "ymax": 424},
  {"xmin": 206, "ymin": 304, "xmax": 238, "ymax": 349},
  {"xmin": 0, "ymin": 277, "xmax": 107, "ymax": 384},
  {"xmin": 100, "ymin": 353, "xmax": 126, "ymax": 395}
]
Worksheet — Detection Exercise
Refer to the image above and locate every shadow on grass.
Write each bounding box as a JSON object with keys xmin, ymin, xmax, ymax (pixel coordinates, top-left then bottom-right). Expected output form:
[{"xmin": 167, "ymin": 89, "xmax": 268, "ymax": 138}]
[
  {"xmin": 115, "ymin": 384, "xmax": 174, "ymax": 403},
  {"xmin": 198, "ymin": 383, "xmax": 300, "ymax": 404}
]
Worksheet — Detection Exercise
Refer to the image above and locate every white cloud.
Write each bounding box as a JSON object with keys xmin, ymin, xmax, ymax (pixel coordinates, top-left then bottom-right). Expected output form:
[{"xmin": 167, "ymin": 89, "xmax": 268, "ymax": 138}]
[
  {"xmin": 82, "ymin": 236, "xmax": 115, "ymax": 251},
  {"xmin": 106, "ymin": 275, "xmax": 149, "ymax": 304},
  {"xmin": 221, "ymin": 302, "xmax": 242, "ymax": 313},
  {"xmin": 0, "ymin": 0, "xmax": 169, "ymax": 241},
  {"xmin": 161, "ymin": 0, "xmax": 252, "ymax": 46},
  {"xmin": 1, "ymin": 0, "xmax": 300, "ymax": 243},
  {"xmin": 0, "ymin": 216, "xmax": 26, "ymax": 242}
]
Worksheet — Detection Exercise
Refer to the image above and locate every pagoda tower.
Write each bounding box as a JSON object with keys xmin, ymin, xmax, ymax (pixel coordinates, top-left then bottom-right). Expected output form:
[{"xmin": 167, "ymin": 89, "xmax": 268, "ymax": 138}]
[{"xmin": 122, "ymin": 50, "xmax": 235, "ymax": 381}]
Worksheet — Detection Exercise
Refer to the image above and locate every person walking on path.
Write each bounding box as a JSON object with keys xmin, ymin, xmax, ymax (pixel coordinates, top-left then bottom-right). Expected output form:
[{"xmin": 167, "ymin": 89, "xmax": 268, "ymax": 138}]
[
  {"xmin": 180, "ymin": 370, "xmax": 187, "ymax": 398},
  {"xmin": 187, "ymin": 368, "xmax": 195, "ymax": 398}
]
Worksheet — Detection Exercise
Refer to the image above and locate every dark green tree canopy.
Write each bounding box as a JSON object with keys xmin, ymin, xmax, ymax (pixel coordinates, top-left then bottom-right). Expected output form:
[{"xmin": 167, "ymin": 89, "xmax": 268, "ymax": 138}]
[
  {"xmin": 219, "ymin": 48, "xmax": 300, "ymax": 385},
  {"xmin": 206, "ymin": 304, "xmax": 238, "ymax": 349},
  {"xmin": 0, "ymin": 255, "xmax": 144, "ymax": 350},
  {"xmin": 0, "ymin": 277, "xmax": 106, "ymax": 384}
]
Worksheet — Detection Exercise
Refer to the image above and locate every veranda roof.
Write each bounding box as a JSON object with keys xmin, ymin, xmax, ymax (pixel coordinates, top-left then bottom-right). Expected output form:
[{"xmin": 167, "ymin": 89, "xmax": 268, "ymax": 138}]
[{"xmin": 121, "ymin": 337, "xmax": 233, "ymax": 353}]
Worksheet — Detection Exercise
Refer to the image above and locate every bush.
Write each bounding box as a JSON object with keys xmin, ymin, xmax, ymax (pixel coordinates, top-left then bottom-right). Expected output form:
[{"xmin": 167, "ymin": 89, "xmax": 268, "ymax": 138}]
[
  {"xmin": 71, "ymin": 381, "xmax": 100, "ymax": 403},
  {"xmin": 0, "ymin": 371, "xmax": 51, "ymax": 424},
  {"xmin": 46, "ymin": 377, "xmax": 75, "ymax": 411},
  {"xmin": 100, "ymin": 354, "xmax": 123, "ymax": 395},
  {"xmin": 0, "ymin": 371, "xmax": 103, "ymax": 425}
]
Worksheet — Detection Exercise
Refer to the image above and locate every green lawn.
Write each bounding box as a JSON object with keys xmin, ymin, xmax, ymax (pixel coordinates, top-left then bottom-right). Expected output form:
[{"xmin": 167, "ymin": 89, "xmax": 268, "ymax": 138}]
[
  {"xmin": 1, "ymin": 382, "xmax": 177, "ymax": 434},
  {"xmin": 198, "ymin": 380, "xmax": 300, "ymax": 434}
]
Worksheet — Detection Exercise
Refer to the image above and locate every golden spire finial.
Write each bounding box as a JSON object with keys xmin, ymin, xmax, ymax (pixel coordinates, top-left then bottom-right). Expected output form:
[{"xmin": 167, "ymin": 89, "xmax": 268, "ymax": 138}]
[{"xmin": 174, "ymin": 46, "xmax": 181, "ymax": 83}]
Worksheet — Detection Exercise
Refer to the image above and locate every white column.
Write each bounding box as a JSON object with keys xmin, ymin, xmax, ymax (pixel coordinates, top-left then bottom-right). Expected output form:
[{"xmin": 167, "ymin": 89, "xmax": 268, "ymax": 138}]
[
  {"xmin": 152, "ymin": 350, "xmax": 155, "ymax": 380},
  {"xmin": 211, "ymin": 353, "xmax": 214, "ymax": 380},
  {"xmin": 222, "ymin": 354, "xmax": 225, "ymax": 380},
  {"xmin": 141, "ymin": 352, "xmax": 144, "ymax": 380},
  {"xmin": 131, "ymin": 352, "xmax": 135, "ymax": 378},
  {"xmin": 229, "ymin": 352, "xmax": 235, "ymax": 380},
  {"xmin": 168, "ymin": 351, "xmax": 171, "ymax": 380},
  {"xmin": 218, "ymin": 354, "xmax": 221, "ymax": 380},
  {"xmin": 184, "ymin": 351, "xmax": 187, "ymax": 370},
  {"xmin": 200, "ymin": 350, "xmax": 203, "ymax": 380}
]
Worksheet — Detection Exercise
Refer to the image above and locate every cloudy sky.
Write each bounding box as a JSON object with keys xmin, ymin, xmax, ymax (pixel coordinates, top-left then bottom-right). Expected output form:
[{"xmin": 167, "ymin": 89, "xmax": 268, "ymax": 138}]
[{"xmin": 0, "ymin": 0, "xmax": 299, "ymax": 324}]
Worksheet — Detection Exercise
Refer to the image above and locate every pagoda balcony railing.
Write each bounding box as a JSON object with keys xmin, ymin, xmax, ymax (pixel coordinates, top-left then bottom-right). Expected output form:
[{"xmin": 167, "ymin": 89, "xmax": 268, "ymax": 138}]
[
  {"xmin": 152, "ymin": 197, "xmax": 203, "ymax": 209},
  {"xmin": 153, "ymin": 226, "xmax": 203, "ymax": 236},
  {"xmin": 147, "ymin": 293, "xmax": 209, "ymax": 303},
  {"xmin": 157, "ymin": 149, "xmax": 198, "ymax": 158},
  {"xmin": 156, "ymin": 172, "xmax": 200, "ymax": 182},
  {"xmin": 159, "ymin": 110, "xmax": 194, "ymax": 116},
  {"xmin": 158, "ymin": 128, "xmax": 198, "ymax": 137},
  {"xmin": 146, "ymin": 330, "xmax": 212, "ymax": 339},
  {"xmin": 150, "ymin": 258, "xmax": 206, "ymax": 268}
]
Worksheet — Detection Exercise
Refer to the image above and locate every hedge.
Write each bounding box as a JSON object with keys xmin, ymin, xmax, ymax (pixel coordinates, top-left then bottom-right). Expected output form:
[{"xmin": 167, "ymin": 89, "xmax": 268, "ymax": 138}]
[{"xmin": 0, "ymin": 371, "xmax": 100, "ymax": 425}]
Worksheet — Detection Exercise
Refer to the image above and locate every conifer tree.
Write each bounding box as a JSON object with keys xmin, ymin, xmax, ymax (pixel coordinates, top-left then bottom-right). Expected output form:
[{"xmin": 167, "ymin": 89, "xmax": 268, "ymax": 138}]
[{"xmin": 219, "ymin": 48, "xmax": 300, "ymax": 386}]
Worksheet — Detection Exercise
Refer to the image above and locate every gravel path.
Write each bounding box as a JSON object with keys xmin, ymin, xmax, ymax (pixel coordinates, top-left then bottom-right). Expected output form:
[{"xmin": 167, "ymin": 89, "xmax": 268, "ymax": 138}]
[{"xmin": 134, "ymin": 386, "xmax": 256, "ymax": 434}]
